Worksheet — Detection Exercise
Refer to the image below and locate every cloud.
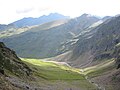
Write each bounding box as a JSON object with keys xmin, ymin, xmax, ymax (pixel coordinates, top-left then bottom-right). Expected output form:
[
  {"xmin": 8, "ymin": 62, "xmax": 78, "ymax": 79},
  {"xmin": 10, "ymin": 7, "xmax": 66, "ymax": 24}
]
[
  {"xmin": 0, "ymin": 0, "xmax": 120, "ymax": 24},
  {"xmin": 38, "ymin": 7, "xmax": 52, "ymax": 12},
  {"xmin": 16, "ymin": 8, "xmax": 34, "ymax": 14}
]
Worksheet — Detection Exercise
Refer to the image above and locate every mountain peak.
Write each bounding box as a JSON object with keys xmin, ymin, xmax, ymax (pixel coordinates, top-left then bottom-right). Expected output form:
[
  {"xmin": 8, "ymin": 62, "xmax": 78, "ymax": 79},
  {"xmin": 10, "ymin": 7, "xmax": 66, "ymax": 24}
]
[
  {"xmin": 75, "ymin": 13, "xmax": 100, "ymax": 22},
  {"xmin": 49, "ymin": 13, "xmax": 64, "ymax": 16},
  {"xmin": 11, "ymin": 13, "xmax": 70, "ymax": 28},
  {"xmin": 80, "ymin": 13, "xmax": 92, "ymax": 18}
]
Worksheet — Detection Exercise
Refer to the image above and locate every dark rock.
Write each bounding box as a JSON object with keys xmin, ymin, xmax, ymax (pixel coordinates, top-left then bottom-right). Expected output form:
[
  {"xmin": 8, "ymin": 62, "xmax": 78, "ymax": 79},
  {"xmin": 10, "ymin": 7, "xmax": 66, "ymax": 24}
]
[
  {"xmin": 26, "ymin": 85, "xmax": 29, "ymax": 89},
  {"xmin": 0, "ymin": 69, "xmax": 4, "ymax": 74},
  {"xmin": 94, "ymin": 53, "xmax": 111, "ymax": 60},
  {"xmin": 117, "ymin": 64, "xmax": 120, "ymax": 69}
]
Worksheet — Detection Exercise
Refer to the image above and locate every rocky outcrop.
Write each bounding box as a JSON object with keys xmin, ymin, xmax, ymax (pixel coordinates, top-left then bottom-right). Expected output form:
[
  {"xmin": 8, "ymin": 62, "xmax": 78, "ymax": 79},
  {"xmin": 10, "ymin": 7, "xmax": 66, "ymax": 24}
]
[
  {"xmin": 112, "ymin": 43, "xmax": 120, "ymax": 69},
  {"xmin": 0, "ymin": 42, "xmax": 31, "ymax": 76}
]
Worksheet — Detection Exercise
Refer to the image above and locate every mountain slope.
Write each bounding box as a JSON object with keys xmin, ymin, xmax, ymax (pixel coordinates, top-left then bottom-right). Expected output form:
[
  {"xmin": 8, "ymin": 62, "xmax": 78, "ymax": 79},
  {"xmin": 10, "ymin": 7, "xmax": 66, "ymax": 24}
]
[
  {"xmin": 0, "ymin": 42, "xmax": 31, "ymax": 76},
  {"xmin": 0, "ymin": 42, "xmax": 32, "ymax": 90},
  {"xmin": 0, "ymin": 14, "xmax": 100, "ymax": 59},
  {"xmin": 59, "ymin": 15, "xmax": 120, "ymax": 68},
  {"xmin": 82, "ymin": 58, "xmax": 120, "ymax": 90},
  {"xmin": 0, "ymin": 24, "xmax": 16, "ymax": 31},
  {"xmin": 0, "ymin": 19, "xmax": 69, "ymax": 38},
  {"xmin": 0, "ymin": 42, "xmax": 97, "ymax": 90},
  {"xmin": 52, "ymin": 15, "xmax": 120, "ymax": 90},
  {"xmin": 11, "ymin": 13, "xmax": 70, "ymax": 27}
]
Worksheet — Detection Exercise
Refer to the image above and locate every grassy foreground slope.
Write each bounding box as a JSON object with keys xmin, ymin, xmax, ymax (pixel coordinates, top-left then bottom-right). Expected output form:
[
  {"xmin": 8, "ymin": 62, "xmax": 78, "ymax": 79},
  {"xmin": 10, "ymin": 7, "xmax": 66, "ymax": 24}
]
[{"xmin": 21, "ymin": 58, "xmax": 97, "ymax": 90}]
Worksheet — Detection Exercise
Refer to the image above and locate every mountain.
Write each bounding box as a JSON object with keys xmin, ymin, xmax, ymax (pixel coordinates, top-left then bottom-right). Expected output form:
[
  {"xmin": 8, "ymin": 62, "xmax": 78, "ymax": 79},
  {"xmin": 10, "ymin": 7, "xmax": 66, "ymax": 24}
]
[
  {"xmin": 69, "ymin": 16, "xmax": 120, "ymax": 67},
  {"xmin": 0, "ymin": 42, "xmax": 32, "ymax": 89},
  {"xmin": 54, "ymin": 15, "xmax": 120, "ymax": 68},
  {"xmin": 48, "ymin": 15, "xmax": 120, "ymax": 90},
  {"xmin": 1, "ymin": 13, "xmax": 120, "ymax": 90},
  {"xmin": 113, "ymin": 40, "xmax": 120, "ymax": 69},
  {"xmin": 0, "ymin": 24, "xmax": 16, "ymax": 31},
  {"xmin": 0, "ymin": 42, "xmax": 31, "ymax": 76},
  {"xmin": 102, "ymin": 16, "xmax": 111, "ymax": 21},
  {"xmin": 0, "ymin": 42, "xmax": 97, "ymax": 90},
  {"xmin": 11, "ymin": 13, "xmax": 70, "ymax": 28},
  {"xmin": 0, "ymin": 24, "xmax": 8, "ymax": 31},
  {"xmin": 0, "ymin": 19, "xmax": 69, "ymax": 38},
  {"xmin": 0, "ymin": 14, "xmax": 100, "ymax": 59}
]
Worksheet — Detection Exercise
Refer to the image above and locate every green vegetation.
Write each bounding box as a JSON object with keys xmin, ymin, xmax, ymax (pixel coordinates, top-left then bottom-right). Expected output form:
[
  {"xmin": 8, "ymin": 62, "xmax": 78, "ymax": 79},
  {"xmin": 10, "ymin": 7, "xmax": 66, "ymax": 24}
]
[
  {"xmin": 22, "ymin": 58, "xmax": 84, "ymax": 80},
  {"xmin": 0, "ymin": 42, "xmax": 97, "ymax": 90},
  {"xmin": 83, "ymin": 59, "xmax": 115, "ymax": 78},
  {"xmin": 21, "ymin": 58, "xmax": 97, "ymax": 90}
]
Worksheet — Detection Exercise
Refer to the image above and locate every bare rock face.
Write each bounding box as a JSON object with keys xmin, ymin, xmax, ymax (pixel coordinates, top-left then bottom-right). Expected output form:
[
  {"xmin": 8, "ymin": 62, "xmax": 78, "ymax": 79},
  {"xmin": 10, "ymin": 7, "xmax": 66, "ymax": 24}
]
[
  {"xmin": 70, "ymin": 16, "xmax": 120, "ymax": 67},
  {"xmin": 0, "ymin": 42, "xmax": 31, "ymax": 76},
  {"xmin": 112, "ymin": 43, "xmax": 120, "ymax": 69}
]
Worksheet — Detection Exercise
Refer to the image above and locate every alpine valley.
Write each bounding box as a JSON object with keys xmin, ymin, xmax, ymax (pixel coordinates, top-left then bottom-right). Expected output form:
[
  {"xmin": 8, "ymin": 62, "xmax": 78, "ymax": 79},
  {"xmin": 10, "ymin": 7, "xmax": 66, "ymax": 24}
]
[{"xmin": 0, "ymin": 13, "xmax": 120, "ymax": 90}]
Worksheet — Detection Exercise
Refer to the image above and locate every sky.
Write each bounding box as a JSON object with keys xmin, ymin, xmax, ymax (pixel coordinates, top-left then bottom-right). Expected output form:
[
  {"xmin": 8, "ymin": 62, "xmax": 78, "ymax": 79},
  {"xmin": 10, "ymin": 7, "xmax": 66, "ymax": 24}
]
[{"xmin": 0, "ymin": 0, "xmax": 120, "ymax": 24}]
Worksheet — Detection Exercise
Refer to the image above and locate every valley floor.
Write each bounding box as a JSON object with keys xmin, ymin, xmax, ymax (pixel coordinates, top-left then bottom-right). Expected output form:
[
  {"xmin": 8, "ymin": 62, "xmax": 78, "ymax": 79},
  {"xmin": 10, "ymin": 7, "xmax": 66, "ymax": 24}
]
[
  {"xmin": 1, "ymin": 58, "xmax": 118, "ymax": 90},
  {"xmin": 0, "ymin": 58, "xmax": 98, "ymax": 90}
]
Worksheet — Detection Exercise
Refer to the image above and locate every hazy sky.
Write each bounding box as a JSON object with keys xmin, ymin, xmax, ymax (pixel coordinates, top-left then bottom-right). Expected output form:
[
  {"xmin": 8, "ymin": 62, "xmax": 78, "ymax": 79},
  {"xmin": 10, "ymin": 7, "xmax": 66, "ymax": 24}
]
[{"xmin": 0, "ymin": 0, "xmax": 120, "ymax": 24}]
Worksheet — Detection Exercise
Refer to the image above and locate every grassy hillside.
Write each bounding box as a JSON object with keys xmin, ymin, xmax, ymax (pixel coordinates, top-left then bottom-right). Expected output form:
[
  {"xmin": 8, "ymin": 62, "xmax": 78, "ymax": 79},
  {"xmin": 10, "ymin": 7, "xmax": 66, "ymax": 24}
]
[
  {"xmin": 1, "ymin": 41, "xmax": 119, "ymax": 90},
  {"xmin": 21, "ymin": 58, "xmax": 83, "ymax": 80},
  {"xmin": 83, "ymin": 59, "xmax": 115, "ymax": 77},
  {"xmin": 0, "ymin": 42, "xmax": 97, "ymax": 90},
  {"xmin": 20, "ymin": 58, "xmax": 97, "ymax": 90}
]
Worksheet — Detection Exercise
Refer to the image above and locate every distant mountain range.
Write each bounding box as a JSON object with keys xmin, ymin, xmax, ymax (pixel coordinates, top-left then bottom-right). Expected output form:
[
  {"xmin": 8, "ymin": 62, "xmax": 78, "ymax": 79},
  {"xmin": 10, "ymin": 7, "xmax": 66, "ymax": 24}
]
[
  {"xmin": 11, "ymin": 13, "xmax": 70, "ymax": 28},
  {"xmin": 0, "ymin": 24, "xmax": 16, "ymax": 31},
  {"xmin": 0, "ymin": 14, "xmax": 100, "ymax": 58}
]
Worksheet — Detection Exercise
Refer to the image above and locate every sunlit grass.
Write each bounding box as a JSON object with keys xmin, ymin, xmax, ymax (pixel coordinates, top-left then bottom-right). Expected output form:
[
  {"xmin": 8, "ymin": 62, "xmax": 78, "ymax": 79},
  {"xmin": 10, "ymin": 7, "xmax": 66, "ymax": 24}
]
[
  {"xmin": 83, "ymin": 59, "xmax": 115, "ymax": 77},
  {"xmin": 21, "ymin": 58, "xmax": 84, "ymax": 80},
  {"xmin": 20, "ymin": 58, "xmax": 98, "ymax": 89}
]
